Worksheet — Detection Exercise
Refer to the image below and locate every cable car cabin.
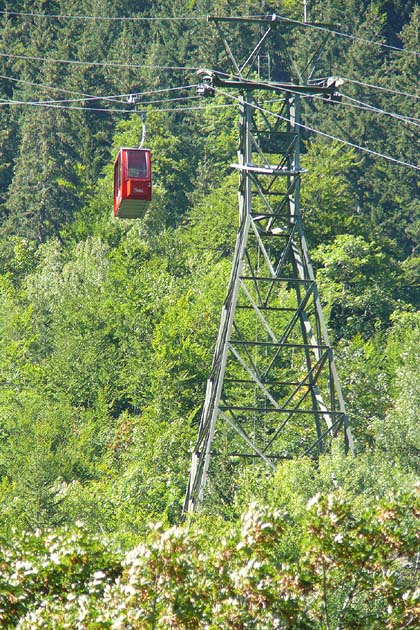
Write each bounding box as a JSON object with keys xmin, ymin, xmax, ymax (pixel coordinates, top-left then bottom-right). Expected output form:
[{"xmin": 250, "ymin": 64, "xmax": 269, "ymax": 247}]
[{"xmin": 114, "ymin": 148, "xmax": 152, "ymax": 219}]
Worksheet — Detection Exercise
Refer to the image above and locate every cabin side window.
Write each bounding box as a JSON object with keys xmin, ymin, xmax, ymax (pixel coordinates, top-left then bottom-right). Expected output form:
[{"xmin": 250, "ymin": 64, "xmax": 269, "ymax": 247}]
[
  {"xmin": 114, "ymin": 153, "xmax": 121, "ymax": 194},
  {"xmin": 127, "ymin": 150, "xmax": 148, "ymax": 178}
]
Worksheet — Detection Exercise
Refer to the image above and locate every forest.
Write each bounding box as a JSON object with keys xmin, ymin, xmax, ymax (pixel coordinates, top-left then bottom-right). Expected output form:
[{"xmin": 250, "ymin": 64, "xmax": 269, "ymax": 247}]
[{"xmin": 0, "ymin": 0, "xmax": 420, "ymax": 627}]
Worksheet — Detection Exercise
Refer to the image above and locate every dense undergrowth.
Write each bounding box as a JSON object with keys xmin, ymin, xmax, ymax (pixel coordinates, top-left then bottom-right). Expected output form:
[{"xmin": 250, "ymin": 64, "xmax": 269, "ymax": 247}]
[{"xmin": 0, "ymin": 0, "xmax": 420, "ymax": 626}]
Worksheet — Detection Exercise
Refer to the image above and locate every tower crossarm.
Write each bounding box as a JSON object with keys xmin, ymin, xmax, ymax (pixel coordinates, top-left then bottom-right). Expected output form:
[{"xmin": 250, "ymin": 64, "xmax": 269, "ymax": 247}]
[{"xmin": 197, "ymin": 68, "xmax": 343, "ymax": 100}]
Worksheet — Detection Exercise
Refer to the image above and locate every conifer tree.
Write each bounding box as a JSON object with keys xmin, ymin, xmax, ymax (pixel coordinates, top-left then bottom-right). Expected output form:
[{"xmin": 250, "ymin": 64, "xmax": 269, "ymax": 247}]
[{"xmin": 5, "ymin": 105, "xmax": 80, "ymax": 242}]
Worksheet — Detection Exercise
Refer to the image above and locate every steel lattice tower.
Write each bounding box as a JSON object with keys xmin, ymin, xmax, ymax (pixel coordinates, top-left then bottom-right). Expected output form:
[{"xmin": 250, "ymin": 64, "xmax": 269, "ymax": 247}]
[{"xmin": 184, "ymin": 15, "xmax": 354, "ymax": 514}]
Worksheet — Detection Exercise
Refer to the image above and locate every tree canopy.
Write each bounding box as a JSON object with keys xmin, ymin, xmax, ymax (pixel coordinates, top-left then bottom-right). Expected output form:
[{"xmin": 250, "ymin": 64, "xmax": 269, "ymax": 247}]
[{"xmin": 0, "ymin": 0, "xmax": 419, "ymax": 625}]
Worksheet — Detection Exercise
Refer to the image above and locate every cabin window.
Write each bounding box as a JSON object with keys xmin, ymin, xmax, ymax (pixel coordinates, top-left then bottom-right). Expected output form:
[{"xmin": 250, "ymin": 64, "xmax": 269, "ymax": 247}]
[
  {"xmin": 114, "ymin": 153, "xmax": 121, "ymax": 193},
  {"xmin": 127, "ymin": 150, "xmax": 148, "ymax": 178}
]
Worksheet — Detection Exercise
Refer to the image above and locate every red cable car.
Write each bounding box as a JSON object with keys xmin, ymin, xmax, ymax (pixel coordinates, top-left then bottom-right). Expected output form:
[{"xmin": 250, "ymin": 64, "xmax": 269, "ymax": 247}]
[{"xmin": 113, "ymin": 148, "xmax": 152, "ymax": 218}]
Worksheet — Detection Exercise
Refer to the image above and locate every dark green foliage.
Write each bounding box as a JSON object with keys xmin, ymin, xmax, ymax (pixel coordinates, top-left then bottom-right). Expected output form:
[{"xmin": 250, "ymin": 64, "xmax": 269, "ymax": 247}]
[
  {"xmin": 313, "ymin": 234, "xmax": 402, "ymax": 339},
  {"xmin": 5, "ymin": 107, "xmax": 81, "ymax": 242},
  {"xmin": 0, "ymin": 1, "xmax": 419, "ymax": 624}
]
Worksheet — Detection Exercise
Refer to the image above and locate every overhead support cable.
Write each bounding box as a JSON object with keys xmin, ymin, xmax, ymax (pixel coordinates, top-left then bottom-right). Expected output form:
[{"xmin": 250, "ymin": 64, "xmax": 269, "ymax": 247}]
[
  {"xmin": 341, "ymin": 77, "xmax": 420, "ymax": 101},
  {"xmin": 300, "ymin": 89, "xmax": 420, "ymax": 127},
  {"xmin": 339, "ymin": 94, "xmax": 420, "ymax": 128},
  {"xmin": 1, "ymin": 9, "xmax": 420, "ymax": 57},
  {"xmin": 0, "ymin": 84, "xmax": 199, "ymax": 107},
  {"xmin": 0, "ymin": 76, "xmax": 417, "ymax": 165},
  {"xmin": 292, "ymin": 89, "xmax": 420, "ymax": 129},
  {"xmin": 216, "ymin": 88, "xmax": 420, "ymax": 172},
  {"xmin": 0, "ymin": 74, "xmax": 201, "ymax": 101},
  {"xmin": 0, "ymin": 10, "xmax": 210, "ymax": 21},
  {"xmin": 0, "ymin": 50, "xmax": 200, "ymax": 71},
  {"xmin": 0, "ymin": 97, "xmax": 236, "ymax": 115},
  {"xmin": 262, "ymin": 13, "xmax": 420, "ymax": 57}
]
